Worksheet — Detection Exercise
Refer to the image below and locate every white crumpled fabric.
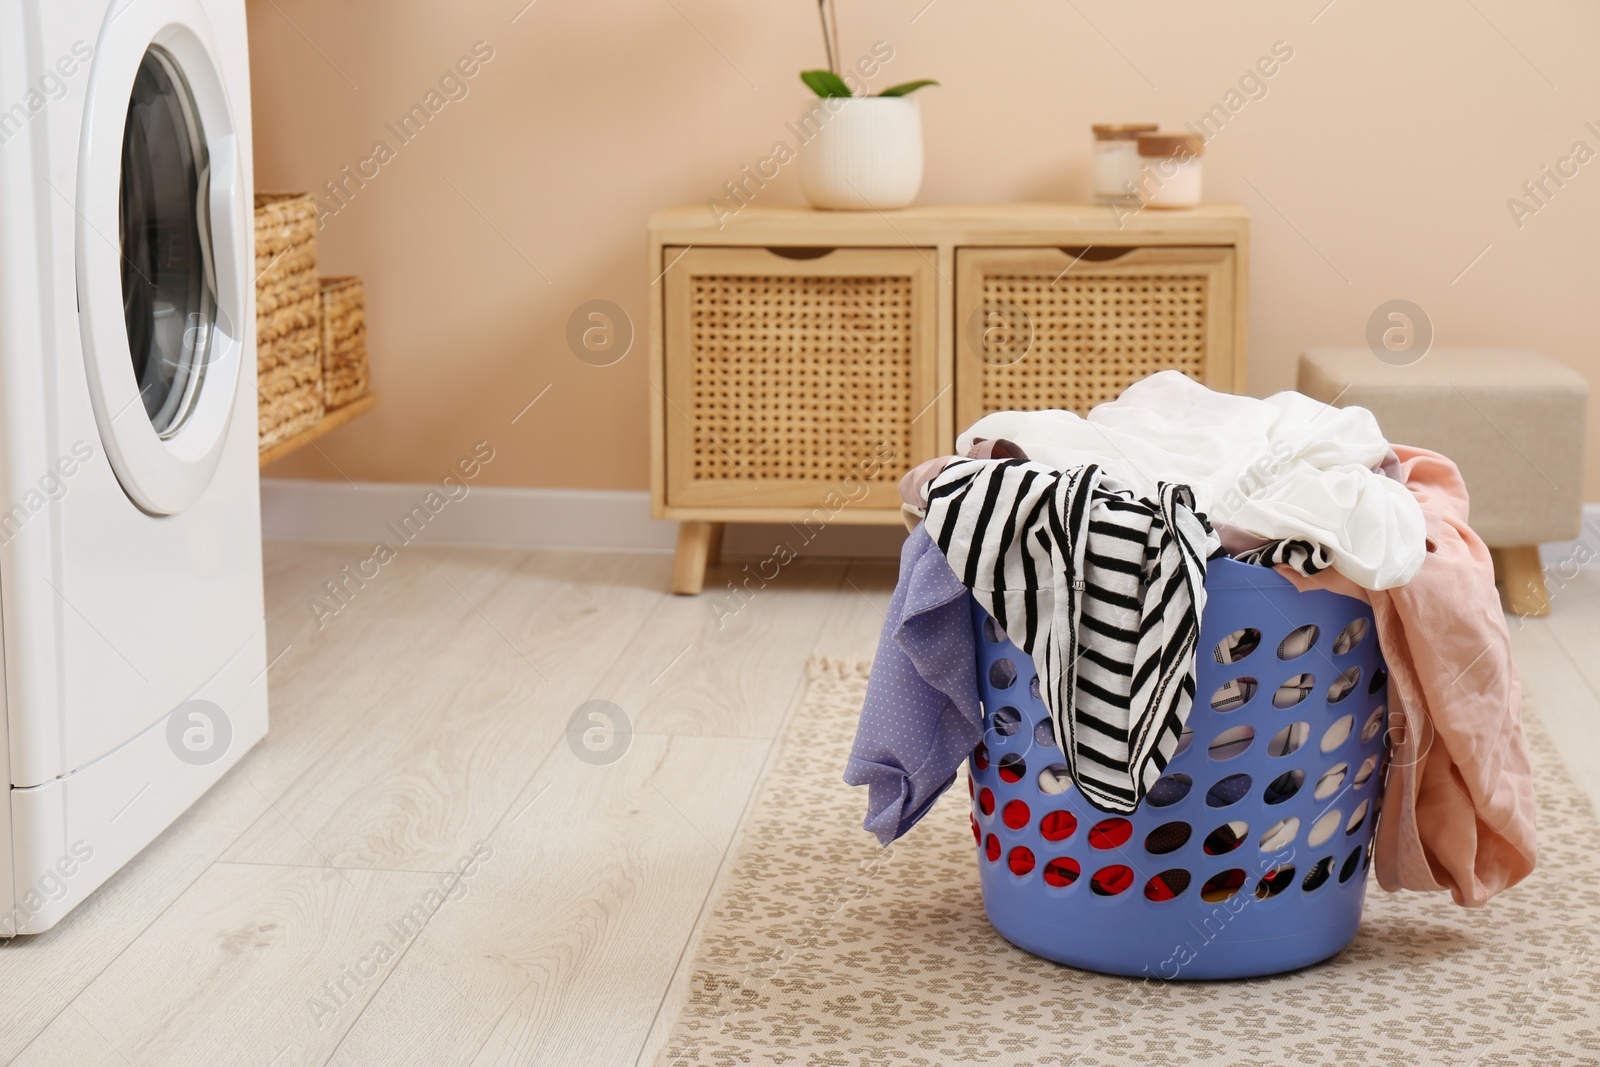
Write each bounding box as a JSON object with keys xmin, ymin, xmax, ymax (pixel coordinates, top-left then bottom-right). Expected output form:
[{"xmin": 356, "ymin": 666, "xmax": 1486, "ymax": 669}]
[{"xmin": 958, "ymin": 371, "xmax": 1428, "ymax": 590}]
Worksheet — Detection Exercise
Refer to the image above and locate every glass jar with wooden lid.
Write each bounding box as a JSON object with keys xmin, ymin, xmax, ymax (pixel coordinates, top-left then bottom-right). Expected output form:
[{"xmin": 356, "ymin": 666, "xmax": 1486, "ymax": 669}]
[
  {"xmin": 1137, "ymin": 132, "xmax": 1205, "ymax": 208},
  {"xmin": 1091, "ymin": 124, "xmax": 1157, "ymax": 203}
]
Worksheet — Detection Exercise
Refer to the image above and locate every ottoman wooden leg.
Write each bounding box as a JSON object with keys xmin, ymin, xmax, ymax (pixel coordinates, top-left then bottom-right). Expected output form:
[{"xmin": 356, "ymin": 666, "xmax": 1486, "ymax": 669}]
[
  {"xmin": 1491, "ymin": 546, "xmax": 1550, "ymax": 618},
  {"xmin": 671, "ymin": 521, "xmax": 721, "ymax": 596}
]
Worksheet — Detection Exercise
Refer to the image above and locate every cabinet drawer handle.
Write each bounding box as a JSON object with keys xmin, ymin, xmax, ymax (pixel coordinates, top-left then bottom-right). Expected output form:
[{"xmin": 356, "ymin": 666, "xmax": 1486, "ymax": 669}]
[
  {"xmin": 1059, "ymin": 246, "xmax": 1135, "ymax": 262},
  {"xmin": 767, "ymin": 246, "xmax": 837, "ymax": 260}
]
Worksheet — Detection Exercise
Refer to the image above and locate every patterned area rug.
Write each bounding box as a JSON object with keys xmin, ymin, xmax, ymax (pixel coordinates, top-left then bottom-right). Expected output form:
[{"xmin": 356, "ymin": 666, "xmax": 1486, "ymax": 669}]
[{"xmin": 654, "ymin": 660, "xmax": 1600, "ymax": 1066}]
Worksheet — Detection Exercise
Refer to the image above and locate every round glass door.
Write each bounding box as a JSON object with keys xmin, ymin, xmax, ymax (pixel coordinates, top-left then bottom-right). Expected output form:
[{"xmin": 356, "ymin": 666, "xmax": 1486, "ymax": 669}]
[
  {"xmin": 120, "ymin": 46, "xmax": 216, "ymax": 439},
  {"xmin": 76, "ymin": 6, "xmax": 246, "ymax": 516}
]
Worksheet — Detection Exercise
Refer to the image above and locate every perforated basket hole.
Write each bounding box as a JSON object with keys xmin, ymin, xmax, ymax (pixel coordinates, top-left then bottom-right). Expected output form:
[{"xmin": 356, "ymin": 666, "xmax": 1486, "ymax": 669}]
[
  {"xmin": 1002, "ymin": 799, "xmax": 1031, "ymax": 830},
  {"xmin": 1043, "ymin": 856, "xmax": 1081, "ymax": 888},
  {"xmin": 1255, "ymin": 865, "xmax": 1296, "ymax": 899},
  {"xmin": 1277, "ymin": 624, "xmax": 1320, "ymax": 660},
  {"xmin": 1268, "ymin": 721, "xmax": 1310, "ymax": 758},
  {"xmin": 1145, "ymin": 820, "xmax": 1192, "ymax": 855},
  {"xmin": 1321, "ymin": 715, "xmax": 1354, "ymax": 752},
  {"xmin": 1040, "ymin": 810, "xmax": 1078, "ymax": 841},
  {"xmin": 1214, "ymin": 627, "xmax": 1261, "ymax": 664},
  {"xmin": 1307, "ymin": 808, "xmax": 1342, "ymax": 848},
  {"xmin": 1008, "ymin": 846, "xmax": 1036, "ymax": 876},
  {"xmin": 1361, "ymin": 706, "xmax": 1385, "ymax": 743},
  {"xmin": 1273, "ymin": 673, "xmax": 1315, "ymax": 709},
  {"xmin": 1259, "ymin": 816, "xmax": 1300, "ymax": 852},
  {"xmin": 1203, "ymin": 820, "xmax": 1249, "ymax": 855},
  {"xmin": 977, "ymin": 787, "xmax": 995, "ymax": 816},
  {"xmin": 1089, "ymin": 817, "xmax": 1134, "ymax": 850},
  {"xmin": 1144, "ymin": 869, "xmax": 1192, "ymax": 902},
  {"xmin": 1314, "ymin": 763, "xmax": 1348, "ymax": 801},
  {"xmin": 983, "ymin": 617, "xmax": 1007, "ymax": 644},
  {"xmin": 1033, "ymin": 718, "xmax": 1057, "ymax": 749},
  {"xmin": 1264, "ymin": 769, "xmax": 1305, "ymax": 805},
  {"xmin": 1333, "ymin": 617, "xmax": 1369, "ymax": 655},
  {"xmin": 992, "ymin": 706, "xmax": 1023, "ymax": 737},
  {"xmin": 1146, "ymin": 773, "xmax": 1193, "ymax": 807},
  {"xmin": 1339, "ymin": 847, "xmax": 1363, "ymax": 883},
  {"xmin": 1090, "ymin": 864, "xmax": 1135, "ymax": 896},
  {"xmin": 989, "ymin": 659, "xmax": 1018, "ymax": 690},
  {"xmin": 1206, "ymin": 773, "xmax": 1252, "ymax": 808},
  {"xmin": 1210, "ymin": 677, "xmax": 1258, "ymax": 712},
  {"xmin": 1030, "ymin": 675, "xmax": 1041, "ymax": 701},
  {"xmin": 1353, "ymin": 754, "xmax": 1379, "ymax": 788},
  {"xmin": 970, "ymin": 814, "xmax": 980, "ymax": 843},
  {"xmin": 1038, "ymin": 764, "xmax": 1073, "ymax": 795},
  {"xmin": 1346, "ymin": 799, "xmax": 1371, "ymax": 836},
  {"xmin": 998, "ymin": 753, "xmax": 1026, "ymax": 784},
  {"xmin": 1174, "ymin": 726, "xmax": 1195, "ymax": 757},
  {"xmin": 1302, "ymin": 856, "xmax": 1335, "ymax": 892},
  {"xmin": 1327, "ymin": 666, "xmax": 1361, "ymax": 704},
  {"xmin": 1200, "ymin": 868, "xmax": 1247, "ymax": 902},
  {"xmin": 984, "ymin": 834, "xmax": 1001, "ymax": 862},
  {"xmin": 1368, "ymin": 666, "xmax": 1388, "ymax": 695},
  {"xmin": 973, "ymin": 743, "xmax": 990, "ymax": 771},
  {"xmin": 1208, "ymin": 725, "xmax": 1255, "ymax": 761}
]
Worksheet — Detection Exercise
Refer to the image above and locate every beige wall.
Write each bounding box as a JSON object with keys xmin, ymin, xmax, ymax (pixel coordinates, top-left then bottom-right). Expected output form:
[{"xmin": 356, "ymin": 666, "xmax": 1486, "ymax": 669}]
[{"xmin": 248, "ymin": 0, "xmax": 1600, "ymax": 495}]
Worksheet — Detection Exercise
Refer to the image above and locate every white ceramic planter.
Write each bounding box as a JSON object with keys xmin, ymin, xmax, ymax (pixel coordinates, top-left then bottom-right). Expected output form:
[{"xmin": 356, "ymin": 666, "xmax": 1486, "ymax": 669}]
[{"xmin": 797, "ymin": 96, "xmax": 924, "ymax": 210}]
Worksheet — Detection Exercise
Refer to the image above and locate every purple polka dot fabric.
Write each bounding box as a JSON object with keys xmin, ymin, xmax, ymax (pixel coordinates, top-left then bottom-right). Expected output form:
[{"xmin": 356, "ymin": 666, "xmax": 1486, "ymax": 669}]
[{"xmin": 844, "ymin": 525, "xmax": 983, "ymax": 845}]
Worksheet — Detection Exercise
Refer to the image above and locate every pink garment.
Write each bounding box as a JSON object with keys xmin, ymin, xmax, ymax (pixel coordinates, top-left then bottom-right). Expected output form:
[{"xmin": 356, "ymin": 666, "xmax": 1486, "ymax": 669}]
[
  {"xmin": 1279, "ymin": 445, "xmax": 1536, "ymax": 906},
  {"xmin": 898, "ymin": 438, "xmax": 1027, "ymax": 510}
]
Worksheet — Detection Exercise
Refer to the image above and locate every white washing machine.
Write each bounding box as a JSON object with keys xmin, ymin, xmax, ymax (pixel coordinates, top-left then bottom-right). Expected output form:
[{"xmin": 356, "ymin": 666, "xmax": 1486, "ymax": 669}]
[{"xmin": 0, "ymin": 0, "xmax": 267, "ymax": 934}]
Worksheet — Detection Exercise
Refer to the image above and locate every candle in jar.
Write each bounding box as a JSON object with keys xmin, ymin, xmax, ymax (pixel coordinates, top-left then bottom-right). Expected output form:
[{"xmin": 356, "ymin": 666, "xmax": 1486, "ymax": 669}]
[
  {"xmin": 1091, "ymin": 124, "xmax": 1157, "ymax": 203},
  {"xmin": 1137, "ymin": 132, "xmax": 1205, "ymax": 208}
]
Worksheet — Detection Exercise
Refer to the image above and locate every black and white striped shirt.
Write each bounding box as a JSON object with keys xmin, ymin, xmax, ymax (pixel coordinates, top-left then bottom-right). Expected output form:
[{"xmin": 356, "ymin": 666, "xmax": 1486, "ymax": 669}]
[{"xmin": 924, "ymin": 459, "xmax": 1218, "ymax": 813}]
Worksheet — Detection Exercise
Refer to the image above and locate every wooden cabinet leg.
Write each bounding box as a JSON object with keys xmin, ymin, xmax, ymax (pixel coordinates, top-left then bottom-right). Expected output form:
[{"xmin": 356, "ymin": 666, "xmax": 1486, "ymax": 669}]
[
  {"xmin": 672, "ymin": 521, "xmax": 717, "ymax": 596},
  {"xmin": 1491, "ymin": 546, "xmax": 1549, "ymax": 618},
  {"xmin": 705, "ymin": 522, "xmax": 725, "ymax": 567}
]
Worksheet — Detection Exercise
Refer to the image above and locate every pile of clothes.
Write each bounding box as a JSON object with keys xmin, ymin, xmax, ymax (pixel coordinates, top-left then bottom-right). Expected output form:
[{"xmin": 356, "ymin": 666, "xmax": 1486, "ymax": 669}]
[{"xmin": 846, "ymin": 371, "xmax": 1536, "ymax": 908}]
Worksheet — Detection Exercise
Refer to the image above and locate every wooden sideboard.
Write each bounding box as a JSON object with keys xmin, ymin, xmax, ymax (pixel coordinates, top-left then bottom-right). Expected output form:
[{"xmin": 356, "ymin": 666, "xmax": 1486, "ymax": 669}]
[{"xmin": 648, "ymin": 203, "xmax": 1250, "ymax": 594}]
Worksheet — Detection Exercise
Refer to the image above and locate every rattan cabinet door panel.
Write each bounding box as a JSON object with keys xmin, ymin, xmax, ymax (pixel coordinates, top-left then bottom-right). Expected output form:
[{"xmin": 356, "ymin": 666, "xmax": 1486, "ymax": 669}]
[
  {"xmin": 955, "ymin": 246, "xmax": 1236, "ymax": 428},
  {"xmin": 663, "ymin": 247, "xmax": 937, "ymax": 512}
]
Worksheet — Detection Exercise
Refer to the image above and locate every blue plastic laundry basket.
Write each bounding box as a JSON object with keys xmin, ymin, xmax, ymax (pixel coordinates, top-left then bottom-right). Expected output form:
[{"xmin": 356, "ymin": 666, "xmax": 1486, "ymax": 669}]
[{"xmin": 967, "ymin": 556, "xmax": 1389, "ymax": 980}]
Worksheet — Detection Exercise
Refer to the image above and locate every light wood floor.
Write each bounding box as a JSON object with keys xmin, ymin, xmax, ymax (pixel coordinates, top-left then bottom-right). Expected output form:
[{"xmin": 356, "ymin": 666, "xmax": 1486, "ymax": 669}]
[{"xmin": 2, "ymin": 541, "xmax": 1597, "ymax": 1066}]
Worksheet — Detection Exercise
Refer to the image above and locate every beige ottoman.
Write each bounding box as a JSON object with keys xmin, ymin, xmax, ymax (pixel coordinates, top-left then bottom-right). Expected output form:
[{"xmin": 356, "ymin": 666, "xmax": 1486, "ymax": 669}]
[{"xmin": 1298, "ymin": 348, "xmax": 1588, "ymax": 616}]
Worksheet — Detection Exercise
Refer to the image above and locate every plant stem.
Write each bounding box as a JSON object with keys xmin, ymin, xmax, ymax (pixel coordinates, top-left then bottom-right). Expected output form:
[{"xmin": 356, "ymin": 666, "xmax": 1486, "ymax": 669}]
[
  {"xmin": 827, "ymin": 0, "xmax": 841, "ymax": 77},
  {"xmin": 816, "ymin": 0, "xmax": 837, "ymax": 75}
]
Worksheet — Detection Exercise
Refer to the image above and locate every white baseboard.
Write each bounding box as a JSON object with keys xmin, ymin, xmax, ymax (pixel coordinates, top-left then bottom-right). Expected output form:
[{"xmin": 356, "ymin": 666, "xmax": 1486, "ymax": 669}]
[
  {"xmin": 259, "ymin": 479, "xmax": 679, "ymax": 552},
  {"xmin": 258, "ymin": 479, "xmax": 906, "ymax": 558},
  {"xmin": 1539, "ymin": 502, "xmax": 1600, "ymax": 570},
  {"xmin": 262, "ymin": 479, "xmax": 1598, "ymax": 566}
]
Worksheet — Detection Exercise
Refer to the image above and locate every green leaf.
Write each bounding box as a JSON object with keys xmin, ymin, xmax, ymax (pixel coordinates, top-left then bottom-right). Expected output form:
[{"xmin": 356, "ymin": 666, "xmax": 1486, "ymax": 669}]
[
  {"xmin": 877, "ymin": 79, "xmax": 940, "ymax": 97},
  {"xmin": 800, "ymin": 69, "xmax": 854, "ymax": 98}
]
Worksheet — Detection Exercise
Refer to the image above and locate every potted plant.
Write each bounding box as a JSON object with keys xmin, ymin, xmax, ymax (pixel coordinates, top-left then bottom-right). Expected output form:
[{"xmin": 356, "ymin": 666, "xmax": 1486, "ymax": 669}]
[{"xmin": 796, "ymin": 0, "xmax": 937, "ymax": 210}]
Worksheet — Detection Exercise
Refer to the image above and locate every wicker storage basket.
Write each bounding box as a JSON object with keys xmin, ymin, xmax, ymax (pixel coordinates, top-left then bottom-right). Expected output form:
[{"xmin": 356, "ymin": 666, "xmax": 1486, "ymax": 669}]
[
  {"xmin": 255, "ymin": 192, "xmax": 323, "ymax": 450},
  {"xmin": 319, "ymin": 276, "xmax": 369, "ymax": 408}
]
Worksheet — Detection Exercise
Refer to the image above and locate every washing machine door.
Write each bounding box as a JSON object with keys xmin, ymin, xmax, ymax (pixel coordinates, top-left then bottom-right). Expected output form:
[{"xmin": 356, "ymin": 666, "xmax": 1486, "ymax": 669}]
[{"xmin": 76, "ymin": 1, "xmax": 249, "ymax": 516}]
